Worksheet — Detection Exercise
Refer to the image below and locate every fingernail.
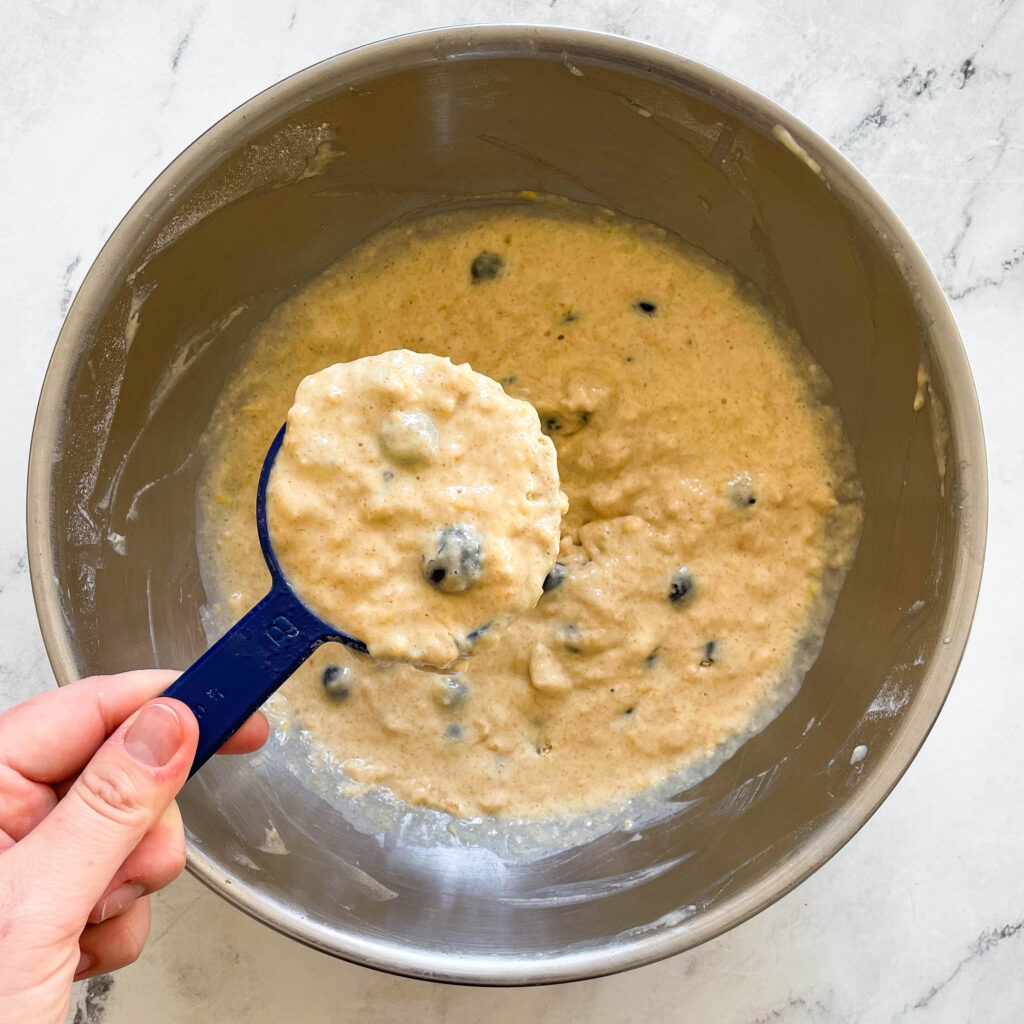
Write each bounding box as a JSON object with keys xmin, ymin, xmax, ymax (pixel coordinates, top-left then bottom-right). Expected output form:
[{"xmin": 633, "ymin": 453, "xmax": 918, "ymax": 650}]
[
  {"xmin": 75, "ymin": 951, "xmax": 95, "ymax": 978},
  {"xmin": 97, "ymin": 882, "xmax": 146, "ymax": 923},
  {"xmin": 124, "ymin": 703, "xmax": 183, "ymax": 767}
]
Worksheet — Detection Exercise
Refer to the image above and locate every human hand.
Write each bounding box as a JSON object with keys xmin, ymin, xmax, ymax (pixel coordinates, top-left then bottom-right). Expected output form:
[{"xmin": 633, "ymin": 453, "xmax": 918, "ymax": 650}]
[{"xmin": 0, "ymin": 670, "xmax": 268, "ymax": 1024}]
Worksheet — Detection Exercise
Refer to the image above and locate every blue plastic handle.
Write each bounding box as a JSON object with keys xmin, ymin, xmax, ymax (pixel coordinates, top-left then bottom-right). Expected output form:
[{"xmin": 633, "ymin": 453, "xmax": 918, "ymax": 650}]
[
  {"xmin": 162, "ymin": 425, "xmax": 367, "ymax": 776},
  {"xmin": 164, "ymin": 581, "xmax": 333, "ymax": 774}
]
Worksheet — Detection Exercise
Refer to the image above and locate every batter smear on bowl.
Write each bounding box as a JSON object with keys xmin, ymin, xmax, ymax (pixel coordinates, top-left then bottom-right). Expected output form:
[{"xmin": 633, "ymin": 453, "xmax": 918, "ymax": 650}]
[{"xmin": 198, "ymin": 196, "xmax": 862, "ymax": 820}]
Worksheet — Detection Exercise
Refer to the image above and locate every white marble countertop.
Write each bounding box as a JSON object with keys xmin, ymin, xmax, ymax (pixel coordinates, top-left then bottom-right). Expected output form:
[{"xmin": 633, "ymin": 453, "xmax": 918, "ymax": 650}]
[{"xmin": 1, "ymin": 1, "xmax": 1021, "ymax": 1021}]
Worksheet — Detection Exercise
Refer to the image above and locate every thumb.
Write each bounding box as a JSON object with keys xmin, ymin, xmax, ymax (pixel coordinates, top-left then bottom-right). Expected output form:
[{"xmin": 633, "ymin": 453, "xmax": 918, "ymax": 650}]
[{"xmin": 17, "ymin": 698, "xmax": 198, "ymax": 928}]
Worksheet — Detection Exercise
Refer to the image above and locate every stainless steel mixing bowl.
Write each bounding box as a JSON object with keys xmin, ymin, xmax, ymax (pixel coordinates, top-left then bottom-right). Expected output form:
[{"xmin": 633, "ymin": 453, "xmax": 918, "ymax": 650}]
[{"xmin": 27, "ymin": 26, "xmax": 986, "ymax": 984}]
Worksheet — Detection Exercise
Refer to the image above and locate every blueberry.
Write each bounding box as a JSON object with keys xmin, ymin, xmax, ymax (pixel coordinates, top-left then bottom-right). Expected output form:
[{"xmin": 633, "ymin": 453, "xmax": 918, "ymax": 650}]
[
  {"xmin": 422, "ymin": 524, "xmax": 484, "ymax": 593},
  {"xmin": 435, "ymin": 675, "xmax": 470, "ymax": 709},
  {"xmin": 634, "ymin": 300, "xmax": 658, "ymax": 316},
  {"xmin": 542, "ymin": 562, "xmax": 568, "ymax": 593},
  {"xmin": 470, "ymin": 251, "xmax": 503, "ymax": 282},
  {"xmin": 668, "ymin": 568, "xmax": 696, "ymax": 605},
  {"xmin": 321, "ymin": 664, "xmax": 351, "ymax": 700},
  {"xmin": 541, "ymin": 410, "xmax": 590, "ymax": 437},
  {"xmin": 558, "ymin": 622, "xmax": 582, "ymax": 653},
  {"xmin": 700, "ymin": 640, "xmax": 718, "ymax": 667},
  {"xmin": 645, "ymin": 649, "xmax": 660, "ymax": 668},
  {"xmin": 444, "ymin": 723, "xmax": 464, "ymax": 741},
  {"xmin": 378, "ymin": 410, "xmax": 439, "ymax": 466},
  {"xmin": 727, "ymin": 474, "xmax": 757, "ymax": 508},
  {"xmin": 464, "ymin": 622, "xmax": 491, "ymax": 644}
]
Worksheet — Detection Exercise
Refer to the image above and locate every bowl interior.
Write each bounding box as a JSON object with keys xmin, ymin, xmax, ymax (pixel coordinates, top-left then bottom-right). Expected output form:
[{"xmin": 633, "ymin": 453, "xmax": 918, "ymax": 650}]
[{"xmin": 30, "ymin": 28, "xmax": 985, "ymax": 982}]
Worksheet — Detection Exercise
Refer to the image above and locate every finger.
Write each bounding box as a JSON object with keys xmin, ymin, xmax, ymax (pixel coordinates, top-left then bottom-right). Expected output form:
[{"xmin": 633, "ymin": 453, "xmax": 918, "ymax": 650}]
[
  {"xmin": 217, "ymin": 711, "xmax": 269, "ymax": 754},
  {"xmin": 0, "ymin": 670, "xmax": 181, "ymax": 783},
  {"xmin": 1, "ymin": 710, "xmax": 259, "ymax": 846},
  {"xmin": 0, "ymin": 761, "xmax": 56, "ymax": 840},
  {"xmin": 15, "ymin": 698, "xmax": 198, "ymax": 926},
  {"xmin": 75, "ymin": 896, "xmax": 152, "ymax": 980},
  {"xmin": 88, "ymin": 802, "xmax": 185, "ymax": 924}
]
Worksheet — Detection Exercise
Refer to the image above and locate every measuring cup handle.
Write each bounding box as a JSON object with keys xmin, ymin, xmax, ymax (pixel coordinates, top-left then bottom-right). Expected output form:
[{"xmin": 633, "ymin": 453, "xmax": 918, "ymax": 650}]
[{"xmin": 162, "ymin": 581, "xmax": 331, "ymax": 776}]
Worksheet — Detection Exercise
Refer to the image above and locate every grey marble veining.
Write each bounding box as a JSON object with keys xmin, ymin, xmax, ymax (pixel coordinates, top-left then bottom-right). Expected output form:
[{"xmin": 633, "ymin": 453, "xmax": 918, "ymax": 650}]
[{"xmin": 0, "ymin": 0, "xmax": 1021, "ymax": 1021}]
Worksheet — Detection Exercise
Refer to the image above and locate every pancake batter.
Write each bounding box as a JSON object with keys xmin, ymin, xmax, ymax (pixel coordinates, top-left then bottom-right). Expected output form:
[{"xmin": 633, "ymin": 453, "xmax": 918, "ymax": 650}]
[
  {"xmin": 265, "ymin": 350, "xmax": 566, "ymax": 667},
  {"xmin": 198, "ymin": 196, "xmax": 862, "ymax": 819}
]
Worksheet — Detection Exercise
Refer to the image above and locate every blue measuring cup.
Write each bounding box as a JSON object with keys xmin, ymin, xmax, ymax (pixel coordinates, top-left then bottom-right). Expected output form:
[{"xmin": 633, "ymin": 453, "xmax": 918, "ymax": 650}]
[{"xmin": 162, "ymin": 426, "xmax": 367, "ymax": 776}]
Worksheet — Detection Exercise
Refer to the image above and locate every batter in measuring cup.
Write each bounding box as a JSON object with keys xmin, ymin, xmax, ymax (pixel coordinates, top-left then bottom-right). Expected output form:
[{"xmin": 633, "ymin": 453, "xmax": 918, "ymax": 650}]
[
  {"xmin": 265, "ymin": 350, "xmax": 566, "ymax": 667},
  {"xmin": 198, "ymin": 195, "xmax": 862, "ymax": 819}
]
